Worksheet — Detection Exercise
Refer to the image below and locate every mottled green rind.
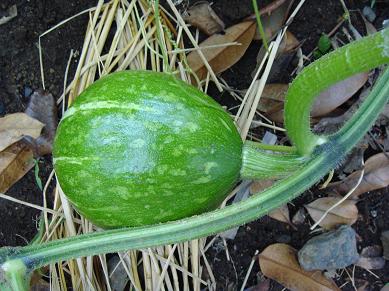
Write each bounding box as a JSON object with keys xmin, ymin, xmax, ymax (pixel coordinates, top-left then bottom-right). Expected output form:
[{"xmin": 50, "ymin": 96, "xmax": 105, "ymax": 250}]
[{"xmin": 53, "ymin": 71, "xmax": 242, "ymax": 228}]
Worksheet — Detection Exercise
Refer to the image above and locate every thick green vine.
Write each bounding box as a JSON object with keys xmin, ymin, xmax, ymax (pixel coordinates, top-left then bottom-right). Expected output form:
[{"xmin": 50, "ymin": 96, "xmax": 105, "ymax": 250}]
[{"xmin": 1, "ymin": 28, "xmax": 389, "ymax": 291}]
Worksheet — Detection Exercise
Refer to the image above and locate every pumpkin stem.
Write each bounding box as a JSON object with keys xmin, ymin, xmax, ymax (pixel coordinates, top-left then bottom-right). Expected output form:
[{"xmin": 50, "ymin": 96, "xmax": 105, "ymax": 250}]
[{"xmin": 240, "ymin": 141, "xmax": 306, "ymax": 180}]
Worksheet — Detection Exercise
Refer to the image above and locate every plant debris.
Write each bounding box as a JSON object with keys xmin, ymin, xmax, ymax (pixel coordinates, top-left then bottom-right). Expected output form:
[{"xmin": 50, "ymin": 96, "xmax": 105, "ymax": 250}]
[
  {"xmin": 0, "ymin": 141, "xmax": 34, "ymax": 193},
  {"xmin": 0, "ymin": 113, "xmax": 43, "ymax": 152},
  {"xmin": 311, "ymin": 72, "xmax": 369, "ymax": 117},
  {"xmin": 257, "ymin": 72, "xmax": 369, "ymax": 123},
  {"xmin": 250, "ymin": 0, "xmax": 292, "ymax": 41},
  {"xmin": 183, "ymin": 2, "xmax": 225, "ymax": 35},
  {"xmin": 0, "ymin": 5, "xmax": 17, "ymax": 26},
  {"xmin": 304, "ymin": 197, "xmax": 358, "ymax": 229},
  {"xmin": 268, "ymin": 204, "xmax": 293, "ymax": 226},
  {"xmin": 356, "ymin": 245, "xmax": 386, "ymax": 270},
  {"xmin": 187, "ymin": 20, "xmax": 256, "ymax": 81},
  {"xmin": 259, "ymin": 243, "xmax": 339, "ymax": 290},
  {"xmin": 24, "ymin": 90, "xmax": 58, "ymax": 156},
  {"xmin": 328, "ymin": 152, "xmax": 389, "ymax": 198}
]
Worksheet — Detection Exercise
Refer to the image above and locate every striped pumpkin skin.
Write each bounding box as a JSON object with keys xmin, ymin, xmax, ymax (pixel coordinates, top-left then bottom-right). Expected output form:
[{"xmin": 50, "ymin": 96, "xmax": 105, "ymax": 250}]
[{"xmin": 53, "ymin": 71, "xmax": 242, "ymax": 228}]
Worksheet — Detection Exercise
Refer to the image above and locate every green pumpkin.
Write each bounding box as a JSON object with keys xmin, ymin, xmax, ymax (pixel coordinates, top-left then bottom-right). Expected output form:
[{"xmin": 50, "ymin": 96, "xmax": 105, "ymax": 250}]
[{"xmin": 53, "ymin": 71, "xmax": 242, "ymax": 228}]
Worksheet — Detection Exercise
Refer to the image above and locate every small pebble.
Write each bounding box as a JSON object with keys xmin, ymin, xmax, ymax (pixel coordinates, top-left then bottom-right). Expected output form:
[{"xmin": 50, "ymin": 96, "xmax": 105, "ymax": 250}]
[
  {"xmin": 363, "ymin": 6, "xmax": 376, "ymax": 23},
  {"xmin": 383, "ymin": 19, "xmax": 389, "ymax": 29},
  {"xmin": 23, "ymin": 85, "xmax": 33, "ymax": 98},
  {"xmin": 298, "ymin": 225, "xmax": 359, "ymax": 271}
]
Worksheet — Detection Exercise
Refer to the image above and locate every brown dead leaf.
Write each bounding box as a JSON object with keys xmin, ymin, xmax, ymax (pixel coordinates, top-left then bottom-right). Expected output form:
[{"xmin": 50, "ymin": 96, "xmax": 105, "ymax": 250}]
[
  {"xmin": 256, "ymin": 84, "xmax": 287, "ymax": 123},
  {"xmin": 0, "ymin": 113, "xmax": 43, "ymax": 152},
  {"xmin": 355, "ymin": 245, "xmax": 385, "ymax": 270},
  {"xmin": 257, "ymin": 72, "xmax": 368, "ymax": 123},
  {"xmin": 259, "ymin": 243, "xmax": 339, "ymax": 291},
  {"xmin": 251, "ymin": 0, "xmax": 291, "ymax": 41},
  {"xmin": 268, "ymin": 204, "xmax": 292, "ymax": 225},
  {"xmin": 253, "ymin": 31, "xmax": 299, "ymax": 84},
  {"xmin": 25, "ymin": 90, "xmax": 58, "ymax": 156},
  {"xmin": 328, "ymin": 152, "xmax": 389, "ymax": 198},
  {"xmin": 30, "ymin": 269, "xmax": 50, "ymax": 291},
  {"xmin": 0, "ymin": 5, "xmax": 17, "ymax": 26},
  {"xmin": 292, "ymin": 208, "xmax": 307, "ymax": 225},
  {"xmin": 250, "ymin": 180, "xmax": 275, "ymax": 194},
  {"xmin": 187, "ymin": 21, "xmax": 256, "ymax": 80},
  {"xmin": 0, "ymin": 141, "xmax": 34, "ymax": 193},
  {"xmin": 278, "ymin": 31, "xmax": 299, "ymax": 54},
  {"xmin": 305, "ymin": 197, "xmax": 358, "ymax": 229},
  {"xmin": 356, "ymin": 256, "xmax": 386, "ymax": 270},
  {"xmin": 183, "ymin": 2, "xmax": 224, "ymax": 35},
  {"xmin": 250, "ymin": 180, "xmax": 294, "ymax": 226},
  {"xmin": 311, "ymin": 72, "xmax": 369, "ymax": 117},
  {"xmin": 360, "ymin": 12, "xmax": 377, "ymax": 35}
]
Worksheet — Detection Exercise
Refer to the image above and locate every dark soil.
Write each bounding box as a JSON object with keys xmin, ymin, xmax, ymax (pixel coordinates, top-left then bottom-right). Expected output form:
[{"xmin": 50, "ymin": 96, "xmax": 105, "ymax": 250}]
[
  {"xmin": 0, "ymin": 0, "xmax": 96, "ymax": 246},
  {"xmin": 0, "ymin": 0, "xmax": 388, "ymax": 290}
]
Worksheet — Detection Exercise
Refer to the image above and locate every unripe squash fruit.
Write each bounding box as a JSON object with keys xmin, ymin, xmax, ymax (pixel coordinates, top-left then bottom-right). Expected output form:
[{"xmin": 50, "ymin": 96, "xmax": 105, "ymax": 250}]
[{"xmin": 53, "ymin": 71, "xmax": 242, "ymax": 228}]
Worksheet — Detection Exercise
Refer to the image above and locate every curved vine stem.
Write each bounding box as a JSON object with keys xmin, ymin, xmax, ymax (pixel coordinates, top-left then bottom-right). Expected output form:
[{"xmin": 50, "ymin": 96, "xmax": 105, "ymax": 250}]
[
  {"xmin": 285, "ymin": 28, "xmax": 389, "ymax": 156},
  {"xmin": 1, "ymin": 28, "xmax": 389, "ymax": 291}
]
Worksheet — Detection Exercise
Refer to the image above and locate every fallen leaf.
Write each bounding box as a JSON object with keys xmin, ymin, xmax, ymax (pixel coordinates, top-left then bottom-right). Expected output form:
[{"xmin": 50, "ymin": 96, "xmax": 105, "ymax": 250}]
[
  {"xmin": 256, "ymin": 84, "xmax": 287, "ymax": 123},
  {"xmin": 360, "ymin": 245, "xmax": 382, "ymax": 257},
  {"xmin": 253, "ymin": 31, "xmax": 299, "ymax": 84},
  {"xmin": 183, "ymin": 2, "xmax": 224, "ymax": 35},
  {"xmin": 355, "ymin": 245, "xmax": 385, "ymax": 270},
  {"xmin": 278, "ymin": 31, "xmax": 300, "ymax": 54},
  {"xmin": 0, "ymin": 5, "xmax": 17, "ymax": 26},
  {"xmin": 313, "ymin": 87, "xmax": 372, "ymax": 135},
  {"xmin": 257, "ymin": 72, "xmax": 368, "ymax": 123},
  {"xmin": 268, "ymin": 204, "xmax": 292, "ymax": 225},
  {"xmin": 24, "ymin": 90, "xmax": 58, "ymax": 156},
  {"xmin": 0, "ymin": 113, "xmax": 44, "ymax": 152},
  {"xmin": 311, "ymin": 72, "xmax": 369, "ymax": 117},
  {"xmin": 187, "ymin": 20, "xmax": 256, "ymax": 80},
  {"xmin": 0, "ymin": 141, "xmax": 34, "ymax": 193},
  {"xmin": 305, "ymin": 197, "xmax": 358, "ymax": 229},
  {"xmin": 292, "ymin": 208, "xmax": 307, "ymax": 225},
  {"xmin": 251, "ymin": 0, "xmax": 292, "ymax": 41},
  {"xmin": 30, "ymin": 270, "xmax": 50, "ymax": 291},
  {"xmin": 360, "ymin": 11, "xmax": 377, "ymax": 35},
  {"xmin": 250, "ymin": 180, "xmax": 275, "ymax": 194},
  {"xmin": 328, "ymin": 153, "xmax": 389, "ymax": 198},
  {"xmin": 258, "ymin": 243, "xmax": 339, "ymax": 291},
  {"xmin": 356, "ymin": 256, "xmax": 386, "ymax": 270}
]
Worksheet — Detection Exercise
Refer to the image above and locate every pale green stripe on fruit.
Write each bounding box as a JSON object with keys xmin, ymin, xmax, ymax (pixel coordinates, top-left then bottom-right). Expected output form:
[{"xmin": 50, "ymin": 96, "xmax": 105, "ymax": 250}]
[
  {"xmin": 53, "ymin": 157, "xmax": 100, "ymax": 165},
  {"xmin": 61, "ymin": 101, "xmax": 158, "ymax": 121}
]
